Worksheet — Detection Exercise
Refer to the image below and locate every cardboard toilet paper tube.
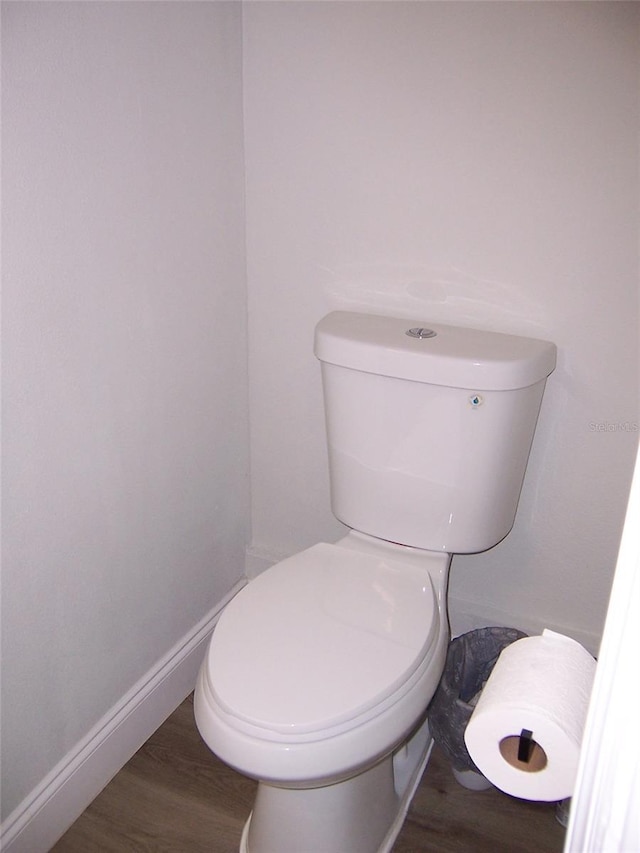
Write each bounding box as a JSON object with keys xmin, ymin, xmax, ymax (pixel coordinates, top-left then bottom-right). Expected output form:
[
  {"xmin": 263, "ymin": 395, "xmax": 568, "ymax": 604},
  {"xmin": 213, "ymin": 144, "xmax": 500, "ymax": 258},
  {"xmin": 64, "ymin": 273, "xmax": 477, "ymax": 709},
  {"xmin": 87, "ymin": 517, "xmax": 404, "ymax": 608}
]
[{"xmin": 464, "ymin": 629, "xmax": 596, "ymax": 802}]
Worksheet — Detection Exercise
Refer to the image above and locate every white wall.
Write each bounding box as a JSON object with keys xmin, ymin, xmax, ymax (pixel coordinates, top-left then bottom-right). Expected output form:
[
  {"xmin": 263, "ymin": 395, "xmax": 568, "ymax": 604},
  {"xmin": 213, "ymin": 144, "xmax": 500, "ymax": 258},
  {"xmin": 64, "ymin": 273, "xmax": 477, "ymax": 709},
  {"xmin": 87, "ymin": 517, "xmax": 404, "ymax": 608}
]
[
  {"xmin": 1, "ymin": 0, "xmax": 248, "ymax": 825},
  {"xmin": 244, "ymin": 1, "xmax": 639, "ymax": 652}
]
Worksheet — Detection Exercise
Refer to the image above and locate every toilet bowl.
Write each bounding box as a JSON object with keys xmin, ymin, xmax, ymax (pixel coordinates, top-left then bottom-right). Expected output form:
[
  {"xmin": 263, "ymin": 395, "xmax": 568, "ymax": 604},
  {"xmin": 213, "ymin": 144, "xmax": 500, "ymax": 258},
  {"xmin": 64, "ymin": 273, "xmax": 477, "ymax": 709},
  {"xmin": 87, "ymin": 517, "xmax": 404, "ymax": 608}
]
[
  {"xmin": 194, "ymin": 311, "xmax": 557, "ymax": 852},
  {"xmin": 195, "ymin": 532, "xmax": 451, "ymax": 852},
  {"xmin": 195, "ymin": 533, "xmax": 450, "ymax": 785}
]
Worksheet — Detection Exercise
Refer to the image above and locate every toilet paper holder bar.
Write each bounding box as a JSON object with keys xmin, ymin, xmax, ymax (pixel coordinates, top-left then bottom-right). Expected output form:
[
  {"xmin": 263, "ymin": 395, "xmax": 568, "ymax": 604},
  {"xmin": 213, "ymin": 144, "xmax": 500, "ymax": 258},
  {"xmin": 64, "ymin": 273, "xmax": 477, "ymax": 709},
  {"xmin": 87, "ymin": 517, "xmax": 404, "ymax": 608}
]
[{"xmin": 518, "ymin": 729, "xmax": 534, "ymax": 763}]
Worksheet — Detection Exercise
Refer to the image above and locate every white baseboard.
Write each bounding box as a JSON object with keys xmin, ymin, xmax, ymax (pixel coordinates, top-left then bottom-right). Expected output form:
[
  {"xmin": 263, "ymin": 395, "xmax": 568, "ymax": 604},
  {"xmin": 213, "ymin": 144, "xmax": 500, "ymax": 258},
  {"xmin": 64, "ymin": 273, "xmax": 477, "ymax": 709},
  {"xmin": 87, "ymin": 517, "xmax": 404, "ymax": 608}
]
[
  {"xmin": 244, "ymin": 544, "xmax": 290, "ymax": 579},
  {"xmin": 449, "ymin": 595, "xmax": 601, "ymax": 656},
  {"xmin": 0, "ymin": 579, "xmax": 247, "ymax": 853}
]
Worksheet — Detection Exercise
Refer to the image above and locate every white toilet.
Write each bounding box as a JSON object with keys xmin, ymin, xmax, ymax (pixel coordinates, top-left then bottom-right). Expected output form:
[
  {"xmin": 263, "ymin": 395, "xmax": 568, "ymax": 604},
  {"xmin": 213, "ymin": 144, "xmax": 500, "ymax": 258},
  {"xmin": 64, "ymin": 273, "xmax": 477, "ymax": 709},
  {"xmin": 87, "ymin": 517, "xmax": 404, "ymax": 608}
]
[{"xmin": 195, "ymin": 311, "xmax": 556, "ymax": 853}]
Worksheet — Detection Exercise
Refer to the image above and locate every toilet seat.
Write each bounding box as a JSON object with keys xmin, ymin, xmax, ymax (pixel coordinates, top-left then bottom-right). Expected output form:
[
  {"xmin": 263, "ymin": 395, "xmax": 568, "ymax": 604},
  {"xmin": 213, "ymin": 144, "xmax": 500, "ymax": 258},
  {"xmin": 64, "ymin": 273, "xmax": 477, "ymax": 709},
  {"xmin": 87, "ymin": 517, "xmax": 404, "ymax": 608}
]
[{"xmin": 206, "ymin": 542, "xmax": 439, "ymax": 742}]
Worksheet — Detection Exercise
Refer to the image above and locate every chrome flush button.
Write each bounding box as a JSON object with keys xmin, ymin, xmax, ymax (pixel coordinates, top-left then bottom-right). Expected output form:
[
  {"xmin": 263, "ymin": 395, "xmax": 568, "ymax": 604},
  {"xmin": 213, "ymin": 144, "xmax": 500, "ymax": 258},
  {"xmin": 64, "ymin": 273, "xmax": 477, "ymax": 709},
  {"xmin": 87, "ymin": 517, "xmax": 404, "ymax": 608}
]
[{"xmin": 406, "ymin": 327, "xmax": 437, "ymax": 339}]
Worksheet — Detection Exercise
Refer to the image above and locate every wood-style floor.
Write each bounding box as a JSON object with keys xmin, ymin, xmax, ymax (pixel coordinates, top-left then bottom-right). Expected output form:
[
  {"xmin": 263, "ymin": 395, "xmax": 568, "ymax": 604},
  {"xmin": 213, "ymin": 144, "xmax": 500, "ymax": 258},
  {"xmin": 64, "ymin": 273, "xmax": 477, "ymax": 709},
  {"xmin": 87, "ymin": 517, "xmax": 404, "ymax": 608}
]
[{"xmin": 52, "ymin": 694, "xmax": 566, "ymax": 853}]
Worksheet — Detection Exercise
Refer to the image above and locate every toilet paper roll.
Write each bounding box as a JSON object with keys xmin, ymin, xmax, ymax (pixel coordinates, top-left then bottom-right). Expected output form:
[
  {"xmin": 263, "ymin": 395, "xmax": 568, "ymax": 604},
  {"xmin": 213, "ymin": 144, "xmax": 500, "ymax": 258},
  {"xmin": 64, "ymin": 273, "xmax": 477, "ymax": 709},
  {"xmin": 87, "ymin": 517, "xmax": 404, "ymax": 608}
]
[{"xmin": 464, "ymin": 629, "xmax": 596, "ymax": 802}]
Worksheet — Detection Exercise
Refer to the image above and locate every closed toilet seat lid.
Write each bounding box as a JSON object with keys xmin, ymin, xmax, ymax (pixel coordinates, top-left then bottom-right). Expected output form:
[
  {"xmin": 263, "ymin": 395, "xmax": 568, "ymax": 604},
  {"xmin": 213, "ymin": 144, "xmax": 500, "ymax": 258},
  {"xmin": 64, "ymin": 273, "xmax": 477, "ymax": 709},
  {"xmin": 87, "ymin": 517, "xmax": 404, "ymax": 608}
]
[{"xmin": 207, "ymin": 542, "xmax": 439, "ymax": 739}]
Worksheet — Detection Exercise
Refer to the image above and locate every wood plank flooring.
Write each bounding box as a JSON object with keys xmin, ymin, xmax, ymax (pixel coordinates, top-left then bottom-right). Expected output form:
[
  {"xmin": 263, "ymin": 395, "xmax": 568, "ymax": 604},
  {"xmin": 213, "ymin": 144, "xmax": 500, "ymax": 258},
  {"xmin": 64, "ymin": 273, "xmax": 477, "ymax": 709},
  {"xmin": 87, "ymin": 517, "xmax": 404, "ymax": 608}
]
[{"xmin": 52, "ymin": 694, "xmax": 566, "ymax": 853}]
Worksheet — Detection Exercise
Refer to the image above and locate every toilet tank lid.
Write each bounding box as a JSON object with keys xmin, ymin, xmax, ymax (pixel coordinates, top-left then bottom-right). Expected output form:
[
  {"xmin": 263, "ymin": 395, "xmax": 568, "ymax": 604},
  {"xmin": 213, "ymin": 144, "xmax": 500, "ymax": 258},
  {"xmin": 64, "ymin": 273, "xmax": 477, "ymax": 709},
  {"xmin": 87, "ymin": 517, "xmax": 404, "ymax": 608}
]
[{"xmin": 314, "ymin": 311, "xmax": 557, "ymax": 391}]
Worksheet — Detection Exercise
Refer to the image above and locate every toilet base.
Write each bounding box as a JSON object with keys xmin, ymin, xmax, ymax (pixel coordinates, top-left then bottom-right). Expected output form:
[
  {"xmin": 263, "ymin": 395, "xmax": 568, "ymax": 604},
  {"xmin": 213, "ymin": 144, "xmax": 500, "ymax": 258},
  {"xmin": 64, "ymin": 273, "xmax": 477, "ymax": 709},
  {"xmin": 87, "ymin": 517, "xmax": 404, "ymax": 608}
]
[{"xmin": 239, "ymin": 715, "xmax": 433, "ymax": 853}]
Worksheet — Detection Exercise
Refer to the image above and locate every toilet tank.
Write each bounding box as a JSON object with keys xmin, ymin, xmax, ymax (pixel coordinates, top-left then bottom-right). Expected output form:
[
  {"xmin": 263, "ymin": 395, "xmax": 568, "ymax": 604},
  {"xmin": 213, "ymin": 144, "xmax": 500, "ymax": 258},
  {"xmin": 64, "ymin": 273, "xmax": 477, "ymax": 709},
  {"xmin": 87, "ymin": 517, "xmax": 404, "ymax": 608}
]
[{"xmin": 314, "ymin": 312, "xmax": 556, "ymax": 554}]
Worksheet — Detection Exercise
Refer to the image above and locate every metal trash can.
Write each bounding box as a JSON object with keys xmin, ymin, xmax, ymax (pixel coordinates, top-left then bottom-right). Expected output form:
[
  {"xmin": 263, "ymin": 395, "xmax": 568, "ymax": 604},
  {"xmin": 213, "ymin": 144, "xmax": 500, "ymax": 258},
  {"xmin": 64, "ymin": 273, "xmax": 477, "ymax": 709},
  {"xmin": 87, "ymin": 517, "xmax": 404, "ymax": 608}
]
[{"xmin": 428, "ymin": 626, "xmax": 527, "ymax": 789}]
